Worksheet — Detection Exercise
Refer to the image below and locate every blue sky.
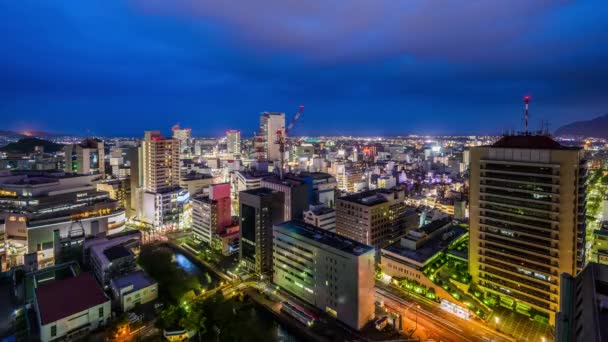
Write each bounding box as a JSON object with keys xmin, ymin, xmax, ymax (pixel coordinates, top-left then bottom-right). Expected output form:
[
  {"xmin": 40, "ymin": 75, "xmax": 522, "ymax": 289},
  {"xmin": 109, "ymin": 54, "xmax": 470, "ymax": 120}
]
[{"xmin": 1, "ymin": 1, "xmax": 607, "ymax": 137}]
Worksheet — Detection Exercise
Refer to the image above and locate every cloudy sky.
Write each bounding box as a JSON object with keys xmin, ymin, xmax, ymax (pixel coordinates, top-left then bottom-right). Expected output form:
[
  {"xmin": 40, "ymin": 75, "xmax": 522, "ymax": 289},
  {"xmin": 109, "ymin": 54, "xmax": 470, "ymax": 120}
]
[{"xmin": 1, "ymin": 1, "xmax": 607, "ymax": 136}]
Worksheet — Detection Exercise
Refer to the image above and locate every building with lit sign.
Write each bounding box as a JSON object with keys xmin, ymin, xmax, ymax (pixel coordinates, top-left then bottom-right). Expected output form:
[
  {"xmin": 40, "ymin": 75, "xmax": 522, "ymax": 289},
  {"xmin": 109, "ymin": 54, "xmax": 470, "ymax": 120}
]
[
  {"xmin": 469, "ymin": 134, "xmax": 587, "ymax": 324},
  {"xmin": 0, "ymin": 171, "xmax": 125, "ymax": 270},
  {"xmin": 63, "ymin": 138, "xmax": 105, "ymax": 175},
  {"xmin": 273, "ymin": 220, "xmax": 375, "ymax": 330}
]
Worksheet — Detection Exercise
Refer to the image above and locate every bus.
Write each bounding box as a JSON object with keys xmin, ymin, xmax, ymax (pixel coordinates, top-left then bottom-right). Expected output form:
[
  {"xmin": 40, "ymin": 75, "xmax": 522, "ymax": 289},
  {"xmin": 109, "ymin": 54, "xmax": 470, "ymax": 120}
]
[{"xmin": 280, "ymin": 301, "xmax": 316, "ymax": 327}]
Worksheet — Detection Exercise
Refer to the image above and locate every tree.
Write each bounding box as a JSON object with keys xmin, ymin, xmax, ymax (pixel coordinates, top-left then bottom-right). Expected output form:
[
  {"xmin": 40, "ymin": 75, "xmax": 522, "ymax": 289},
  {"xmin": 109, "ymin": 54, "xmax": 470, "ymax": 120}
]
[
  {"xmin": 159, "ymin": 305, "xmax": 180, "ymax": 329},
  {"xmin": 180, "ymin": 301, "xmax": 207, "ymax": 342}
]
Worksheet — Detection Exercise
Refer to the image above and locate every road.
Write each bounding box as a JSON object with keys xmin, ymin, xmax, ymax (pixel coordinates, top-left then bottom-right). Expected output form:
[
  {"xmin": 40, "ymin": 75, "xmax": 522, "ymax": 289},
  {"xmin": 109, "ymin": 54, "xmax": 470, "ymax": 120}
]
[{"xmin": 375, "ymin": 284, "xmax": 514, "ymax": 342}]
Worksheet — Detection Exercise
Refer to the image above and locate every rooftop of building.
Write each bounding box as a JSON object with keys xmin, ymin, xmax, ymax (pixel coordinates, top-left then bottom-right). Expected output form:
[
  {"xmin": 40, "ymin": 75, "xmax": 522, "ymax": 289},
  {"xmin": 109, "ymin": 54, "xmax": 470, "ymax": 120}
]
[
  {"xmin": 308, "ymin": 206, "xmax": 335, "ymax": 215},
  {"xmin": 382, "ymin": 225, "xmax": 466, "ymax": 265},
  {"xmin": 338, "ymin": 187, "xmax": 403, "ymax": 206},
  {"xmin": 490, "ymin": 134, "xmax": 581, "ymax": 150},
  {"xmin": 289, "ymin": 172, "xmax": 334, "ymax": 180},
  {"xmin": 262, "ymin": 175, "xmax": 306, "ymax": 187},
  {"xmin": 103, "ymin": 244, "xmax": 132, "ymax": 261},
  {"xmin": 275, "ymin": 220, "xmax": 374, "ymax": 256},
  {"xmin": 110, "ymin": 270, "xmax": 156, "ymax": 294},
  {"xmin": 241, "ymin": 187, "xmax": 280, "ymax": 197},
  {"xmin": 236, "ymin": 169, "xmax": 270, "ymax": 179},
  {"xmin": 182, "ymin": 172, "xmax": 213, "ymax": 181},
  {"xmin": 35, "ymin": 272, "xmax": 108, "ymax": 325},
  {"xmin": 75, "ymin": 138, "xmax": 103, "ymax": 148}
]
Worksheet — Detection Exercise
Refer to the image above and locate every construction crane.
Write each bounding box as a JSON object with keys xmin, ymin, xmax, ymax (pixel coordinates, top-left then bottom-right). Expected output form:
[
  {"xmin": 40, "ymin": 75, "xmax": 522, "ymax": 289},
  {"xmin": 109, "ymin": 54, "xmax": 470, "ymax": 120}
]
[{"xmin": 276, "ymin": 105, "xmax": 305, "ymax": 179}]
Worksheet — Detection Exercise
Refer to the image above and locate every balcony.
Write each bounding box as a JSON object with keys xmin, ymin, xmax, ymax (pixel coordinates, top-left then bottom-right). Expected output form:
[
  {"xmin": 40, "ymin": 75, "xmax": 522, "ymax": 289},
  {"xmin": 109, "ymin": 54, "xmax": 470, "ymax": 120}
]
[
  {"xmin": 480, "ymin": 227, "xmax": 554, "ymax": 248},
  {"xmin": 481, "ymin": 251, "xmax": 554, "ymax": 274},
  {"xmin": 481, "ymin": 265, "xmax": 554, "ymax": 291},
  {"xmin": 480, "ymin": 211, "xmax": 554, "ymax": 230},
  {"xmin": 480, "ymin": 186, "xmax": 559, "ymax": 201},
  {"xmin": 481, "ymin": 242, "xmax": 553, "ymax": 265},
  {"xmin": 482, "ymin": 258, "xmax": 557, "ymax": 286},
  {"xmin": 480, "ymin": 219, "xmax": 554, "ymax": 239},
  {"xmin": 481, "ymin": 235, "xmax": 555, "ymax": 258},
  {"xmin": 481, "ymin": 171, "xmax": 558, "ymax": 184}
]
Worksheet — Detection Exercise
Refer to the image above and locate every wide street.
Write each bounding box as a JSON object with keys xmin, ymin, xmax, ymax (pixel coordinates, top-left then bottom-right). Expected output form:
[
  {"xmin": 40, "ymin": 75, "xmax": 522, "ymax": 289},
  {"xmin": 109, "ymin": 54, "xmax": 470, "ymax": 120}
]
[{"xmin": 375, "ymin": 283, "xmax": 514, "ymax": 342}]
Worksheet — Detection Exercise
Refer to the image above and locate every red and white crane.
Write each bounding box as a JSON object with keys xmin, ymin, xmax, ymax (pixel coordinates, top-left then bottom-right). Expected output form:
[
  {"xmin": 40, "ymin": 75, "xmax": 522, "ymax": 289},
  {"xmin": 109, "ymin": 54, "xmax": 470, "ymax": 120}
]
[{"xmin": 276, "ymin": 105, "xmax": 305, "ymax": 179}]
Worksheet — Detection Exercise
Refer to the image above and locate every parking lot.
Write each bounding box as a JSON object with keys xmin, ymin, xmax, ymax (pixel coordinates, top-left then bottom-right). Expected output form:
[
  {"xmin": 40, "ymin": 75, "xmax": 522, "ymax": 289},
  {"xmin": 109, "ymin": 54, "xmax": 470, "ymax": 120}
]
[{"xmin": 490, "ymin": 307, "xmax": 553, "ymax": 342}]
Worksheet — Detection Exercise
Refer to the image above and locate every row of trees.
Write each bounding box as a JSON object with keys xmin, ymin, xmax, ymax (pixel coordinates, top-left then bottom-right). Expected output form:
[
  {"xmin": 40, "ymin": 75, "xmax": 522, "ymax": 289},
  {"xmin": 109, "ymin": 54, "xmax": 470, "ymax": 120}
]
[{"xmin": 158, "ymin": 292, "xmax": 272, "ymax": 341}]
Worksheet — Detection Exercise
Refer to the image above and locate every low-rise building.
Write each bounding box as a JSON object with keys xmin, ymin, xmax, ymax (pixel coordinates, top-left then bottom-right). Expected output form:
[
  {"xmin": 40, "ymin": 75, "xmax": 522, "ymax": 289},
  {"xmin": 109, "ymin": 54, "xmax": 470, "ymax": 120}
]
[
  {"xmin": 303, "ymin": 204, "xmax": 336, "ymax": 232},
  {"xmin": 34, "ymin": 272, "xmax": 111, "ymax": 342},
  {"xmin": 110, "ymin": 270, "xmax": 158, "ymax": 312},
  {"xmin": 273, "ymin": 220, "xmax": 375, "ymax": 330},
  {"xmin": 380, "ymin": 219, "xmax": 466, "ymax": 293}
]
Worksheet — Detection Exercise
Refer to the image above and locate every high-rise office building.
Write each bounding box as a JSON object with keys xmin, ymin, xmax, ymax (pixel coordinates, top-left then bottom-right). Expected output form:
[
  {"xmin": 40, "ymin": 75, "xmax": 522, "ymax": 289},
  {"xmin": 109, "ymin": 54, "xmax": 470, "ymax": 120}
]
[
  {"xmin": 556, "ymin": 262, "xmax": 608, "ymax": 342},
  {"xmin": 256, "ymin": 112, "xmax": 285, "ymax": 161},
  {"xmin": 273, "ymin": 220, "xmax": 375, "ymax": 330},
  {"xmin": 469, "ymin": 134, "xmax": 587, "ymax": 324},
  {"xmin": 142, "ymin": 131, "xmax": 180, "ymax": 193},
  {"xmin": 336, "ymin": 187, "xmax": 408, "ymax": 248},
  {"xmin": 64, "ymin": 138, "xmax": 105, "ymax": 175},
  {"xmin": 192, "ymin": 183, "xmax": 231, "ymax": 244},
  {"xmin": 137, "ymin": 131, "xmax": 185, "ymax": 228},
  {"xmin": 226, "ymin": 130, "xmax": 241, "ymax": 156},
  {"xmin": 239, "ymin": 188, "xmax": 284, "ymax": 275}
]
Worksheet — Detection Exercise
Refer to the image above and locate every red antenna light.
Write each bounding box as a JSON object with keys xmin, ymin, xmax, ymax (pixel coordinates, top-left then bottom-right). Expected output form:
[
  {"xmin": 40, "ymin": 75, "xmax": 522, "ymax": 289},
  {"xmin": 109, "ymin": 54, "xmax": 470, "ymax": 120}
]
[{"xmin": 523, "ymin": 95, "xmax": 531, "ymax": 133}]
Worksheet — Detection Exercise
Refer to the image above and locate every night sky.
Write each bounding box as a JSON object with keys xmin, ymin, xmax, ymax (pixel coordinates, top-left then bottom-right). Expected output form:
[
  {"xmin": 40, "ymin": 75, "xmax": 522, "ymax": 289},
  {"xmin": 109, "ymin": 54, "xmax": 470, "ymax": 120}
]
[{"xmin": 1, "ymin": 1, "xmax": 607, "ymax": 137}]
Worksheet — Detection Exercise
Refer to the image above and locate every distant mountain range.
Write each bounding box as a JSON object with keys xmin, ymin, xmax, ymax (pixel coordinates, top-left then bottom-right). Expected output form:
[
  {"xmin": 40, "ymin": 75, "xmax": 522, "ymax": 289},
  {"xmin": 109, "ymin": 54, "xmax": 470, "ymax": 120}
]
[
  {"xmin": 0, "ymin": 137, "xmax": 64, "ymax": 153},
  {"xmin": 0, "ymin": 130, "xmax": 65, "ymax": 139},
  {"xmin": 555, "ymin": 113, "xmax": 608, "ymax": 138}
]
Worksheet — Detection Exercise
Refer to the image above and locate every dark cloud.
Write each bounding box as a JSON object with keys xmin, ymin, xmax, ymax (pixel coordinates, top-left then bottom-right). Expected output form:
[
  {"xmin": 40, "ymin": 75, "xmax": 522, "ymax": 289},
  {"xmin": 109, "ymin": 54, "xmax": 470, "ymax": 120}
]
[{"xmin": 0, "ymin": 1, "xmax": 607, "ymax": 136}]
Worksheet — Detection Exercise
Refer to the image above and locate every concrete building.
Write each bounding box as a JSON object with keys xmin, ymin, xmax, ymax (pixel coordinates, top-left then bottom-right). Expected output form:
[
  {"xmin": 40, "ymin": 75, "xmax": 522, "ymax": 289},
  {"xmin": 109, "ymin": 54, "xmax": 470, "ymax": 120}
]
[
  {"xmin": 273, "ymin": 220, "xmax": 375, "ymax": 330},
  {"xmin": 83, "ymin": 230, "xmax": 141, "ymax": 287},
  {"xmin": 141, "ymin": 131, "xmax": 180, "ymax": 193},
  {"xmin": 556, "ymin": 262, "xmax": 608, "ymax": 342},
  {"xmin": 226, "ymin": 130, "xmax": 241, "ymax": 156},
  {"xmin": 0, "ymin": 171, "xmax": 125, "ymax": 270},
  {"xmin": 34, "ymin": 272, "xmax": 111, "ymax": 342},
  {"xmin": 171, "ymin": 124, "xmax": 192, "ymax": 157},
  {"xmin": 239, "ymin": 188, "xmax": 284, "ymax": 275},
  {"xmin": 380, "ymin": 219, "xmax": 466, "ymax": 298},
  {"xmin": 303, "ymin": 204, "xmax": 336, "ymax": 231},
  {"xmin": 290, "ymin": 172, "xmax": 337, "ymax": 208},
  {"xmin": 192, "ymin": 183, "xmax": 231, "ymax": 244},
  {"xmin": 333, "ymin": 161, "xmax": 365, "ymax": 193},
  {"xmin": 136, "ymin": 131, "xmax": 186, "ymax": 229},
  {"xmin": 336, "ymin": 187, "xmax": 408, "ymax": 248},
  {"xmin": 257, "ymin": 112, "xmax": 285, "ymax": 161},
  {"xmin": 110, "ymin": 270, "xmax": 158, "ymax": 312},
  {"xmin": 63, "ymin": 138, "xmax": 105, "ymax": 175},
  {"xmin": 469, "ymin": 135, "xmax": 587, "ymax": 324},
  {"xmin": 230, "ymin": 169, "xmax": 269, "ymax": 215},
  {"xmin": 261, "ymin": 176, "xmax": 309, "ymax": 221}
]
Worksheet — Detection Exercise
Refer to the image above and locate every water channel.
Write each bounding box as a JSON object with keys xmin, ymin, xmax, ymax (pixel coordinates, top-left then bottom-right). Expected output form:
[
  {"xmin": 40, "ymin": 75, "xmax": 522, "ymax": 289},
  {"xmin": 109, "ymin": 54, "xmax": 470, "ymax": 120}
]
[{"xmin": 171, "ymin": 249, "xmax": 300, "ymax": 341}]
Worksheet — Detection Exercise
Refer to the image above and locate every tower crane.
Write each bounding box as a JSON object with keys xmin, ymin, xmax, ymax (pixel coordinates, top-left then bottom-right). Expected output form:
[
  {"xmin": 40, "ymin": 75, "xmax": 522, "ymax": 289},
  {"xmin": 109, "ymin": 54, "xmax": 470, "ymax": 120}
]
[{"xmin": 276, "ymin": 105, "xmax": 305, "ymax": 179}]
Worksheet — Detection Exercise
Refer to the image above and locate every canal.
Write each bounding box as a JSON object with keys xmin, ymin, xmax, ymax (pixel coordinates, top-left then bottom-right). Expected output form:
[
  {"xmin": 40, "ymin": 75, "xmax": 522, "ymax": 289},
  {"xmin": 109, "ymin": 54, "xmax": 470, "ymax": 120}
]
[{"xmin": 170, "ymin": 249, "xmax": 300, "ymax": 341}]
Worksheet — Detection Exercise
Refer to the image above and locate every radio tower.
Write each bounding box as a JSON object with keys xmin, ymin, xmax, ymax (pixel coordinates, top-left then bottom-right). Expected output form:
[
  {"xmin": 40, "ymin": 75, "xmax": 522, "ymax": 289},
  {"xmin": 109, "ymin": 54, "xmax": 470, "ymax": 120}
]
[{"xmin": 524, "ymin": 95, "xmax": 531, "ymax": 134}]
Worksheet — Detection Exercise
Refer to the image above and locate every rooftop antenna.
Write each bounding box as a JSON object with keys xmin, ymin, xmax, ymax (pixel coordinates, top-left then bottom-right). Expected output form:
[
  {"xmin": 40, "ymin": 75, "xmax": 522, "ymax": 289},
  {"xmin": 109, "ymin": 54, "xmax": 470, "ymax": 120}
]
[{"xmin": 524, "ymin": 95, "xmax": 531, "ymax": 134}]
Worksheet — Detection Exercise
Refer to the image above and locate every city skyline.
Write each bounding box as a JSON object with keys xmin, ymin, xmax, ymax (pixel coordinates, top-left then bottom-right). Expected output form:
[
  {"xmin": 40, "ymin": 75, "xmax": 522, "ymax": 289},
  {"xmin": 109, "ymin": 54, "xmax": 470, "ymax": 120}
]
[{"xmin": 2, "ymin": 1, "xmax": 608, "ymax": 136}]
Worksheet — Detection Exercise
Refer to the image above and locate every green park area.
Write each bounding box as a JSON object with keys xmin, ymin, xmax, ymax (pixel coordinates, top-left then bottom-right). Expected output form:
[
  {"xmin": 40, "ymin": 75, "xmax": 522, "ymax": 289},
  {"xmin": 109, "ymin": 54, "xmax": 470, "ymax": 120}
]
[{"xmin": 136, "ymin": 244, "xmax": 273, "ymax": 341}]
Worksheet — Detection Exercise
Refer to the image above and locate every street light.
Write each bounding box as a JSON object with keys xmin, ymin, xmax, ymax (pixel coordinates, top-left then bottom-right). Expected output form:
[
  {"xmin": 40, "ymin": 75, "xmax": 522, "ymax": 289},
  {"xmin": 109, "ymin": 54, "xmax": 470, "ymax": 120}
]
[{"xmin": 415, "ymin": 304, "xmax": 421, "ymax": 332}]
